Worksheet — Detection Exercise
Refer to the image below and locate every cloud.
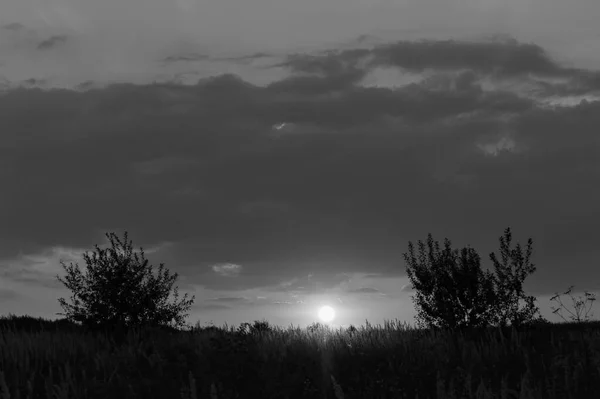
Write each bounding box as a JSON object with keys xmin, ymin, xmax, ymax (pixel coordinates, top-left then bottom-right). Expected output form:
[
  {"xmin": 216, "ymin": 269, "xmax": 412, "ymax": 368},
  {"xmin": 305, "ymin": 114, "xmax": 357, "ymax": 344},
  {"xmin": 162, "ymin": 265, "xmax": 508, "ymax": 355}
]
[
  {"xmin": 211, "ymin": 263, "xmax": 243, "ymax": 277},
  {"xmin": 0, "ymin": 288, "xmax": 20, "ymax": 300},
  {"xmin": 266, "ymin": 272, "xmax": 353, "ymax": 294},
  {"xmin": 0, "ymin": 246, "xmax": 84, "ymax": 290},
  {"xmin": 207, "ymin": 296, "xmax": 248, "ymax": 303},
  {"xmin": 216, "ymin": 52, "xmax": 273, "ymax": 64},
  {"xmin": 191, "ymin": 296, "xmax": 256, "ymax": 311},
  {"xmin": 0, "ymin": 36, "xmax": 599, "ymax": 302},
  {"xmin": 2, "ymin": 23, "xmax": 25, "ymax": 32},
  {"xmin": 37, "ymin": 34, "xmax": 68, "ymax": 50},
  {"xmin": 162, "ymin": 53, "xmax": 209, "ymax": 63},
  {"xmin": 400, "ymin": 284, "xmax": 414, "ymax": 292},
  {"xmin": 132, "ymin": 156, "xmax": 200, "ymax": 176},
  {"xmin": 368, "ymin": 39, "xmax": 565, "ymax": 76},
  {"xmin": 192, "ymin": 303, "xmax": 231, "ymax": 311},
  {"xmin": 348, "ymin": 287, "xmax": 381, "ymax": 294},
  {"xmin": 272, "ymin": 299, "xmax": 306, "ymax": 305}
]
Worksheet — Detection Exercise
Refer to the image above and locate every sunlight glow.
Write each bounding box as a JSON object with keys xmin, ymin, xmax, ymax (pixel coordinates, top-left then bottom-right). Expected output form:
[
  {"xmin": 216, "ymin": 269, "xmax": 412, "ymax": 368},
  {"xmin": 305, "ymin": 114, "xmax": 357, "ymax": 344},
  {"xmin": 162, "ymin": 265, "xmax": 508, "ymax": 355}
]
[{"xmin": 317, "ymin": 306, "xmax": 336, "ymax": 323}]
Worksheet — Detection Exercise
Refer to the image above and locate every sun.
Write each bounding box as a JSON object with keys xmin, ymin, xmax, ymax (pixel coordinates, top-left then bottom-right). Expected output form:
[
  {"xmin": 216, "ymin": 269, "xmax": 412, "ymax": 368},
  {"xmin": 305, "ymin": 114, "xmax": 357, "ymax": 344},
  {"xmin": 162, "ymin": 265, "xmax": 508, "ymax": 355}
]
[{"xmin": 317, "ymin": 306, "xmax": 336, "ymax": 323}]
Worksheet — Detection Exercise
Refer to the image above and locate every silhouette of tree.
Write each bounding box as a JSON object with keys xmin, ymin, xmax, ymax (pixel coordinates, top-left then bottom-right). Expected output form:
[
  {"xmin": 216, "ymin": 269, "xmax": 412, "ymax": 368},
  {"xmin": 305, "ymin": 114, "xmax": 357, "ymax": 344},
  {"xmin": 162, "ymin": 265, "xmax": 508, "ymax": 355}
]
[
  {"xmin": 56, "ymin": 231, "xmax": 195, "ymax": 335},
  {"xmin": 403, "ymin": 233, "xmax": 497, "ymax": 330},
  {"xmin": 403, "ymin": 227, "xmax": 544, "ymax": 331},
  {"xmin": 488, "ymin": 227, "xmax": 543, "ymax": 327}
]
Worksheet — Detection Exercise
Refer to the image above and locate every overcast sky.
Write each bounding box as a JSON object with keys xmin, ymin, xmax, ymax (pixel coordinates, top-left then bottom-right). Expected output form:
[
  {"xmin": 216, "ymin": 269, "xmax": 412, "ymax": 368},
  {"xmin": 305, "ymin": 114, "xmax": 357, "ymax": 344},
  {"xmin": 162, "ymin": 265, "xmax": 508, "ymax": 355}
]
[{"xmin": 1, "ymin": 0, "xmax": 600, "ymax": 329}]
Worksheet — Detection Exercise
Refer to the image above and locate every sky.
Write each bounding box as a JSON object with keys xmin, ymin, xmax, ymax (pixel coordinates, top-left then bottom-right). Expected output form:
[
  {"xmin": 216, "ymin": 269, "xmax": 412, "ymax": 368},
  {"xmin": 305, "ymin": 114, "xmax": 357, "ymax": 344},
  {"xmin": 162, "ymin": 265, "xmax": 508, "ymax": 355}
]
[{"xmin": 1, "ymin": 0, "xmax": 600, "ymax": 330}]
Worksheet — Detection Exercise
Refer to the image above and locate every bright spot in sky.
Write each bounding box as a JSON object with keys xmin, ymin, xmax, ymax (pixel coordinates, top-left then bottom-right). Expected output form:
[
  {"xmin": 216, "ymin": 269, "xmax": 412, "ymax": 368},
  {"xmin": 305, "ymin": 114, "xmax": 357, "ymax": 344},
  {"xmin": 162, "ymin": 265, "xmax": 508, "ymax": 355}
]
[{"xmin": 317, "ymin": 306, "xmax": 336, "ymax": 323}]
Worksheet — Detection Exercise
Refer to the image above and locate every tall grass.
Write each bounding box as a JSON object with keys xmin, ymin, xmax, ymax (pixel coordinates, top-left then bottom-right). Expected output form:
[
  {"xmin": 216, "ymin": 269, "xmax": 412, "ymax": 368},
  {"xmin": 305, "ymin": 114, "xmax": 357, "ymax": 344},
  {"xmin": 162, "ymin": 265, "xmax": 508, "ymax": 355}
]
[{"xmin": 1, "ymin": 314, "xmax": 600, "ymax": 398}]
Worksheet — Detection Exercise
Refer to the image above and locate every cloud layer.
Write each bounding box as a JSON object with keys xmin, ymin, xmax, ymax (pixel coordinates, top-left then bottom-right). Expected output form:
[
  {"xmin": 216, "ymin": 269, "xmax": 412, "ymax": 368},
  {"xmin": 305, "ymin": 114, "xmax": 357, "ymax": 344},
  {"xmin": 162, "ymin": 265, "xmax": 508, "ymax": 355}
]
[{"xmin": 1, "ymin": 33, "xmax": 599, "ymax": 327}]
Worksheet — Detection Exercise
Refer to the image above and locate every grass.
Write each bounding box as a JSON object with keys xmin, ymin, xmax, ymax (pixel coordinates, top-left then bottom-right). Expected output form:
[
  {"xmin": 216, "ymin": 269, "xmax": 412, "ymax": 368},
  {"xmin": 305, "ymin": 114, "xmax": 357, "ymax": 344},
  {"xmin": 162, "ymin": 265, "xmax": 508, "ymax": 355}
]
[{"xmin": 1, "ymin": 314, "xmax": 600, "ymax": 398}]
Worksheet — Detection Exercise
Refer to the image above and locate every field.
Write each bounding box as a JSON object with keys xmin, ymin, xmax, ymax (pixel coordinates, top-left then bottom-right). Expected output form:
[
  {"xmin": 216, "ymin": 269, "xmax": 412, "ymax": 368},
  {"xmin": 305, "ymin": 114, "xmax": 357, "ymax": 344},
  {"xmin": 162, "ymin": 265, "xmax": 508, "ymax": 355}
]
[{"xmin": 1, "ymin": 315, "xmax": 600, "ymax": 399}]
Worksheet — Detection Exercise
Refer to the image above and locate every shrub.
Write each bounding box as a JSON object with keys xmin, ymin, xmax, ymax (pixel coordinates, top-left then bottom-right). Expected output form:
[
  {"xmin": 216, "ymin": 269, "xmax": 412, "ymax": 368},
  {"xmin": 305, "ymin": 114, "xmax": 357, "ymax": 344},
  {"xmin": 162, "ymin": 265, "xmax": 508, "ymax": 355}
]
[
  {"xmin": 55, "ymin": 231, "xmax": 195, "ymax": 337},
  {"xmin": 487, "ymin": 228, "xmax": 542, "ymax": 327},
  {"xmin": 0, "ymin": 314, "xmax": 82, "ymax": 334},
  {"xmin": 403, "ymin": 227, "xmax": 543, "ymax": 331},
  {"xmin": 237, "ymin": 320, "xmax": 273, "ymax": 336},
  {"xmin": 403, "ymin": 232, "xmax": 498, "ymax": 330}
]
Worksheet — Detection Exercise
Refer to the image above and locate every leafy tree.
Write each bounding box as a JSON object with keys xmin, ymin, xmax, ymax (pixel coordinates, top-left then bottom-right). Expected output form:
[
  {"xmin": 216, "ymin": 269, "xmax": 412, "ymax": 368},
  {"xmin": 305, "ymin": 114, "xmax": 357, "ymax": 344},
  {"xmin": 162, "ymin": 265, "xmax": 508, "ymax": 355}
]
[
  {"xmin": 487, "ymin": 227, "xmax": 543, "ymax": 327},
  {"xmin": 403, "ymin": 227, "xmax": 543, "ymax": 331},
  {"xmin": 56, "ymin": 231, "xmax": 195, "ymax": 333},
  {"xmin": 403, "ymin": 234, "xmax": 498, "ymax": 330}
]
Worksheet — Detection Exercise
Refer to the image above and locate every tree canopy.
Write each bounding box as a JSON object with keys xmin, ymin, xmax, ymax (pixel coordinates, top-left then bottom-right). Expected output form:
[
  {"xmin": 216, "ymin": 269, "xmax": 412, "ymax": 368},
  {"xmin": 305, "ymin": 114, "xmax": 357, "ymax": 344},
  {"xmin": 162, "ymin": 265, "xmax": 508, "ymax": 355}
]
[{"xmin": 56, "ymin": 231, "xmax": 195, "ymax": 333}]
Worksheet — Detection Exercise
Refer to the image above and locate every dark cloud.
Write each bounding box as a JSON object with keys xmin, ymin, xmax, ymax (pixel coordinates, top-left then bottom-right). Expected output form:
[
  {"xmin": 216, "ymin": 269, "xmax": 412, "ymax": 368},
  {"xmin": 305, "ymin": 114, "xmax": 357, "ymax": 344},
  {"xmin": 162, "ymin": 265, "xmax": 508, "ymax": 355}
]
[
  {"xmin": 193, "ymin": 297, "xmax": 271, "ymax": 311},
  {"xmin": 37, "ymin": 35, "xmax": 68, "ymax": 50},
  {"xmin": 192, "ymin": 303, "xmax": 231, "ymax": 311},
  {"xmin": 208, "ymin": 297, "xmax": 249, "ymax": 303},
  {"xmin": 274, "ymin": 51, "xmax": 370, "ymax": 78},
  {"xmin": 1, "ymin": 37, "xmax": 599, "ymax": 300},
  {"xmin": 1, "ymin": 263, "xmax": 63, "ymax": 289},
  {"xmin": 4, "ymin": 274, "xmax": 62, "ymax": 290},
  {"xmin": 368, "ymin": 39, "xmax": 565, "ymax": 77},
  {"xmin": 2, "ymin": 23, "xmax": 25, "ymax": 32},
  {"xmin": 266, "ymin": 69, "xmax": 365, "ymax": 96},
  {"xmin": 348, "ymin": 287, "xmax": 381, "ymax": 294},
  {"xmin": 215, "ymin": 52, "xmax": 273, "ymax": 64},
  {"xmin": 0, "ymin": 288, "xmax": 19, "ymax": 300},
  {"xmin": 528, "ymin": 72, "xmax": 600, "ymax": 98},
  {"xmin": 19, "ymin": 78, "xmax": 47, "ymax": 88},
  {"xmin": 162, "ymin": 53, "xmax": 209, "ymax": 63},
  {"xmin": 273, "ymin": 37, "xmax": 567, "ymax": 78},
  {"xmin": 273, "ymin": 38, "xmax": 597, "ymax": 99}
]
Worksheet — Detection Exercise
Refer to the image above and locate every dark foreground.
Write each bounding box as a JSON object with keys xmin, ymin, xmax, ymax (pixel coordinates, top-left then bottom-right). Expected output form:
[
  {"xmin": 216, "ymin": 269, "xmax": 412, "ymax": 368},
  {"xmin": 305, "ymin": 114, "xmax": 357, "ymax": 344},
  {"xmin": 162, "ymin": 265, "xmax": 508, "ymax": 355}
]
[{"xmin": 1, "ymin": 315, "xmax": 599, "ymax": 399}]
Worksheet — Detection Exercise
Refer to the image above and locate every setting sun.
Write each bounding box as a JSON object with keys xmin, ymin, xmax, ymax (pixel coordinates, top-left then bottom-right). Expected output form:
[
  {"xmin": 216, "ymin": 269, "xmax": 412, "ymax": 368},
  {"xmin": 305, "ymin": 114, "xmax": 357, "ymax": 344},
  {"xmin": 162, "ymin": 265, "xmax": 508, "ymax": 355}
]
[{"xmin": 317, "ymin": 306, "xmax": 336, "ymax": 323}]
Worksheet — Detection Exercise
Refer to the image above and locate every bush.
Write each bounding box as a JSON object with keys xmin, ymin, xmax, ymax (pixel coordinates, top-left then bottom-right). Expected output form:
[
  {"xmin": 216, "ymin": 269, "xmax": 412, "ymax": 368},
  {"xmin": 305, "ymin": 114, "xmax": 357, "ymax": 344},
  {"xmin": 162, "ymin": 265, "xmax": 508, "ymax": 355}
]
[
  {"xmin": 403, "ymin": 227, "xmax": 543, "ymax": 331},
  {"xmin": 55, "ymin": 231, "xmax": 195, "ymax": 338},
  {"xmin": 403, "ymin": 232, "xmax": 498, "ymax": 330},
  {"xmin": 237, "ymin": 320, "xmax": 274, "ymax": 336},
  {"xmin": 0, "ymin": 314, "xmax": 82, "ymax": 334},
  {"xmin": 488, "ymin": 228, "xmax": 541, "ymax": 327}
]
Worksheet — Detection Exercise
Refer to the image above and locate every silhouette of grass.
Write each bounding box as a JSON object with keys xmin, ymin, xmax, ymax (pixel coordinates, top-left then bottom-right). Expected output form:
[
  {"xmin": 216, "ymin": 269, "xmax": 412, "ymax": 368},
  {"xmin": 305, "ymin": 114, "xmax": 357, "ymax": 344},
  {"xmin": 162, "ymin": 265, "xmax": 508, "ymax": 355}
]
[{"xmin": 1, "ymin": 314, "xmax": 600, "ymax": 398}]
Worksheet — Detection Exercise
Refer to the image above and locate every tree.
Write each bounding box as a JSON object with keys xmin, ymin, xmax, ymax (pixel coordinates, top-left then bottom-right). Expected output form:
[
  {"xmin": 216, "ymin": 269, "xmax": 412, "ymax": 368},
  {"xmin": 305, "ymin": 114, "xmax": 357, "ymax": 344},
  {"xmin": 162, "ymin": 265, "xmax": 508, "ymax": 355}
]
[
  {"xmin": 403, "ymin": 233, "xmax": 498, "ymax": 331},
  {"xmin": 403, "ymin": 227, "xmax": 543, "ymax": 331},
  {"xmin": 56, "ymin": 231, "xmax": 195, "ymax": 333},
  {"xmin": 488, "ymin": 228, "xmax": 543, "ymax": 327}
]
